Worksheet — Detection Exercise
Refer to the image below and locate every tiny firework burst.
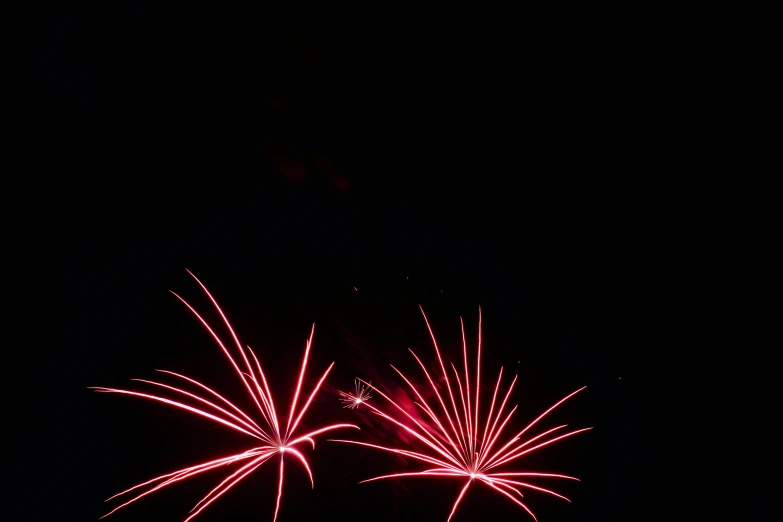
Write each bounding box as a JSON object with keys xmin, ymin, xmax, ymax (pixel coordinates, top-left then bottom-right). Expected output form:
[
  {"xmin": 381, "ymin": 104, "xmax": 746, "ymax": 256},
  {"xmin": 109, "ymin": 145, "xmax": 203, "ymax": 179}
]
[
  {"xmin": 91, "ymin": 270, "xmax": 358, "ymax": 521},
  {"xmin": 339, "ymin": 378, "xmax": 372, "ymax": 408},
  {"xmin": 332, "ymin": 306, "xmax": 591, "ymax": 521}
]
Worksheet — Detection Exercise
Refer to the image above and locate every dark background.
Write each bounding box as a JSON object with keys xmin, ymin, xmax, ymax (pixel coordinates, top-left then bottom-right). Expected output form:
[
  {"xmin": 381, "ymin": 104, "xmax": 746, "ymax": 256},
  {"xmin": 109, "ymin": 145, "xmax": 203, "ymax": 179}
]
[{"xmin": 19, "ymin": 3, "xmax": 777, "ymax": 522}]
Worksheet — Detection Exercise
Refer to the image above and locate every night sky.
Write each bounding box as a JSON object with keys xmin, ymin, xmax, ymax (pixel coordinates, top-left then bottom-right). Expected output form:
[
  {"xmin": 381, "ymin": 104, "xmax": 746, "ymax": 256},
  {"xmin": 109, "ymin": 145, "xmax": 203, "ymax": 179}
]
[{"xmin": 20, "ymin": 4, "xmax": 777, "ymax": 522}]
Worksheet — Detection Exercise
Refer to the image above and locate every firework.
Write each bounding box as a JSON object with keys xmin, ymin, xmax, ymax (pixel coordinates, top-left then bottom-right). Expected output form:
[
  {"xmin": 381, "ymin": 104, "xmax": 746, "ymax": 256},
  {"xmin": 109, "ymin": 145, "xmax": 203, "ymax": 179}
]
[
  {"xmin": 332, "ymin": 307, "xmax": 590, "ymax": 521},
  {"xmin": 91, "ymin": 270, "xmax": 358, "ymax": 521},
  {"xmin": 339, "ymin": 378, "xmax": 372, "ymax": 408}
]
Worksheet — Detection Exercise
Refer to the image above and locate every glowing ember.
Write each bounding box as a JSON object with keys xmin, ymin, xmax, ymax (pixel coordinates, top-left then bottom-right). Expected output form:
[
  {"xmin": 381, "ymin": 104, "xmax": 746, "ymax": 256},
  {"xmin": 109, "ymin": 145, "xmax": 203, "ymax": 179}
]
[
  {"xmin": 339, "ymin": 378, "xmax": 372, "ymax": 409},
  {"xmin": 91, "ymin": 270, "xmax": 358, "ymax": 521},
  {"xmin": 332, "ymin": 306, "xmax": 590, "ymax": 521}
]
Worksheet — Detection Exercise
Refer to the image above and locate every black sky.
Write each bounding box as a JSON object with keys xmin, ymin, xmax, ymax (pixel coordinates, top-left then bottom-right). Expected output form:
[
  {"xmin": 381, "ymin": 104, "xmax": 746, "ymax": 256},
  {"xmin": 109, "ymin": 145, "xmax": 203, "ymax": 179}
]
[{"xmin": 19, "ymin": 4, "xmax": 778, "ymax": 522}]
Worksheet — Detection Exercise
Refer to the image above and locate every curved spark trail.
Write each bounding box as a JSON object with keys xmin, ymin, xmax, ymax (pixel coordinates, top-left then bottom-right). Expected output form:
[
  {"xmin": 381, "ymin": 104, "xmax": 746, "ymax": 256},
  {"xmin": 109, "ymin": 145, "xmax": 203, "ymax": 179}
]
[
  {"xmin": 339, "ymin": 378, "xmax": 372, "ymax": 409},
  {"xmin": 334, "ymin": 307, "xmax": 590, "ymax": 521},
  {"xmin": 91, "ymin": 270, "xmax": 358, "ymax": 521}
]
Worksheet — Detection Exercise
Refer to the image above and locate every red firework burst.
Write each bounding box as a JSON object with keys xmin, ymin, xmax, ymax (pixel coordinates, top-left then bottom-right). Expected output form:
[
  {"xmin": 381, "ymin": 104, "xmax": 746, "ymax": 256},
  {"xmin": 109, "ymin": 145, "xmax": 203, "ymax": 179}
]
[
  {"xmin": 332, "ymin": 307, "xmax": 591, "ymax": 521},
  {"xmin": 91, "ymin": 271, "xmax": 358, "ymax": 521}
]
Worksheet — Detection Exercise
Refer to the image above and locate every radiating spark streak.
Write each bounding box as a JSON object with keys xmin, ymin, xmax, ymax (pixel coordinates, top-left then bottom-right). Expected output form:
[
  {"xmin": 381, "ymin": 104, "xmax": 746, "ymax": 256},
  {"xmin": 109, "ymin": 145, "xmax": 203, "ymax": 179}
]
[
  {"xmin": 329, "ymin": 440, "xmax": 454, "ymax": 469},
  {"xmin": 390, "ymin": 364, "xmax": 463, "ymax": 458},
  {"xmin": 288, "ymin": 362, "xmax": 333, "ymax": 437},
  {"xmin": 189, "ymin": 453, "xmax": 275, "ymax": 512},
  {"xmin": 336, "ymin": 308, "xmax": 589, "ymax": 521},
  {"xmin": 184, "ymin": 455, "xmax": 273, "ymax": 522},
  {"xmin": 286, "ymin": 324, "xmax": 314, "ymax": 438},
  {"xmin": 103, "ymin": 447, "xmax": 265, "ymax": 502},
  {"xmin": 358, "ymin": 471, "xmax": 465, "ymax": 483},
  {"xmin": 170, "ymin": 291, "xmax": 267, "ymax": 421},
  {"xmin": 489, "ymin": 478, "xmax": 571, "ymax": 502},
  {"xmin": 419, "ymin": 306, "xmax": 467, "ymax": 453},
  {"xmin": 447, "ymin": 481, "xmax": 472, "ymax": 522},
  {"xmin": 93, "ymin": 273, "xmax": 355, "ymax": 521},
  {"xmin": 240, "ymin": 371, "xmax": 278, "ymax": 432},
  {"xmin": 130, "ymin": 378, "xmax": 267, "ymax": 439},
  {"xmin": 408, "ymin": 348, "xmax": 466, "ymax": 456},
  {"xmin": 285, "ymin": 447, "xmax": 314, "ymax": 488},
  {"xmin": 477, "ymin": 374, "xmax": 518, "ymax": 464},
  {"xmin": 89, "ymin": 387, "xmax": 264, "ymax": 440},
  {"xmin": 490, "ymin": 472, "xmax": 579, "ymax": 480},
  {"xmin": 500, "ymin": 386, "xmax": 588, "ymax": 454},
  {"xmin": 356, "ymin": 378, "xmax": 460, "ymax": 467},
  {"xmin": 487, "ymin": 478, "xmax": 525, "ymax": 499},
  {"xmin": 358, "ymin": 399, "xmax": 464, "ymax": 470},
  {"xmin": 155, "ymin": 370, "xmax": 265, "ymax": 433},
  {"xmin": 474, "ymin": 308, "xmax": 481, "ymax": 456},
  {"xmin": 479, "ymin": 367, "xmax": 503, "ymax": 456},
  {"xmin": 184, "ymin": 270, "xmax": 270, "ymax": 422},
  {"xmin": 482, "ymin": 425, "xmax": 568, "ymax": 471},
  {"xmin": 459, "ymin": 318, "xmax": 473, "ymax": 458},
  {"xmin": 477, "ymin": 405, "xmax": 518, "ymax": 469},
  {"xmin": 288, "ymin": 424, "xmax": 359, "ymax": 446},
  {"xmin": 480, "ymin": 479, "xmax": 538, "ymax": 522},
  {"xmin": 449, "ymin": 361, "xmax": 475, "ymax": 465},
  {"xmin": 486, "ymin": 428, "xmax": 593, "ymax": 471},
  {"xmin": 248, "ymin": 346, "xmax": 281, "ymax": 435},
  {"xmin": 273, "ymin": 455, "xmax": 285, "ymax": 522},
  {"xmin": 100, "ymin": 449, "xmax": 270, "ymax": 518}
]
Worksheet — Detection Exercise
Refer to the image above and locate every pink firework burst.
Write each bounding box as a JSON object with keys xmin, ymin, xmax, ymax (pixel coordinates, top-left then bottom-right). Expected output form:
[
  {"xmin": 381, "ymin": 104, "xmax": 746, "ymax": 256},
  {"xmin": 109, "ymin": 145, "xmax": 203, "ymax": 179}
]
[
  {"xmin": 339, "ymin": 378, "xmax": 373, "ymax": 409},
  {"xmin": 91, "ymin": 270, "xmax": 358, "ymax": 521},
  {"xmin": 332, "ymin": 306, "xmax": 591, "ymax": 521}
]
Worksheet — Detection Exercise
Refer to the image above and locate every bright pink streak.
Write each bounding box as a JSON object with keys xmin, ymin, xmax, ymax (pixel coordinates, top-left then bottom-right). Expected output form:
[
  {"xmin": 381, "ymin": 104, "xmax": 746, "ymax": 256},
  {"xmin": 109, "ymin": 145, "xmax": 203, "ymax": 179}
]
[
  {"xmin": 487, "ymin": 428, "xmax": 593, "ymax": 471},
  {"xmin": 89, "ymin": 387, "xmax": 263, "ymax": 439},
  {"xmin": 482, "ymin": 425, "xmax": 568, "ymax": 471},
  {"xmin": 460, "ymin": 318, "xmax": 474, "ymax": 459},
  {"xmin": 288, "ymin": 424, "xmax": 359, "ymax": 446},
  {"xmin": 287, "ymin": 324, "xmax": 314, "ymax": 438},
  {"xmin": 273, "ymin": 454, "xmax": 285, "ymax": 522},
  {"xmin": 408, "ymin": 348, "xmax": 466, "ymax": 458},
  {"xmin": 247, "ymin": 346, "xmax": 281, "ymax": 436},
  {"xmin": 288, "ymin": 361, "xmax": 334, "ymax": 437},
  {"xmin": 447, "ymin": 481, "xmax": 472, "ymax": 522},
  {"xmin": 285, "ymin": 447, "xmax": 314, "ymax": 488},
  {"xmin": 474, "ymin": 307, "xmax": 481, "ymax": 457},
  {"xmin": 184, "ymin": 270, "xmax": 270, "ymax": 423},
  {"xmin": 154, "ymin": 369, "xmax": 265, "ymax": 434},
  {"xmin": 99, "ymin": 449, "xmax": 270, "ymax": 518},
  {"xmin": 390, "ymin": 364, "xmax": 463, "ymax": 459},
  {"xmin": 184, "ymin": 455, "xmax": 273, "ymax": 522},
  {"xmin": 130, "ymin": 378, "xmax": 268, "ymax": 440},
  {"xmin": 419, "ymin": 306, "xmax": 468, "ymax": 454},
  {"xmin": 480, "ymin": 478, "xmax": 539, "ymax": 521},
  {"xmin": 189, "ymin": 452, "xmax": 274, "ymax": 513},
  {"xmin": 357, "ymin": 378, "xmax": 460, "ymax": 467},
  {"xmin": 169, "ymin": 290, "xmax": 267, "ymax": 425},
  {"xmin": 490, "ymin": 477, "xmax": 571, "ymax": 502}
]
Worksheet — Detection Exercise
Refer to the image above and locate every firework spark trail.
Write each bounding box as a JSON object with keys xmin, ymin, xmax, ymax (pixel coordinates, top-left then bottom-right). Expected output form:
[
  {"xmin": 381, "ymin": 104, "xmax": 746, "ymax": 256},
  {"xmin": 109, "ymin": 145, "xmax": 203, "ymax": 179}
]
[
  {"xmin": 339, "ymin": 378, "xmax": 372, "ymax": 408},
  {"xmin": 334, "ymin": 307, "xmax": 590, "ymax": 521},
  {"xmin": 91, "ymin": 270, "xmax": 358, "ymax": 521}
]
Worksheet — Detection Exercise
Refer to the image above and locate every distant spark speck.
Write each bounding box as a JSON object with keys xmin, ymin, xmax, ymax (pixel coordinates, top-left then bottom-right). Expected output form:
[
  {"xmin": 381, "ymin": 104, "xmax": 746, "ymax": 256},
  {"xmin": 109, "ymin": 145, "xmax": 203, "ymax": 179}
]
[
  {"xmin": 353, "ymin": 286, "xmax": 358, "ymax": 291},
  {"xmin": 339, "ymin": 378, "xmax": 372, "ymax": 409}
]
